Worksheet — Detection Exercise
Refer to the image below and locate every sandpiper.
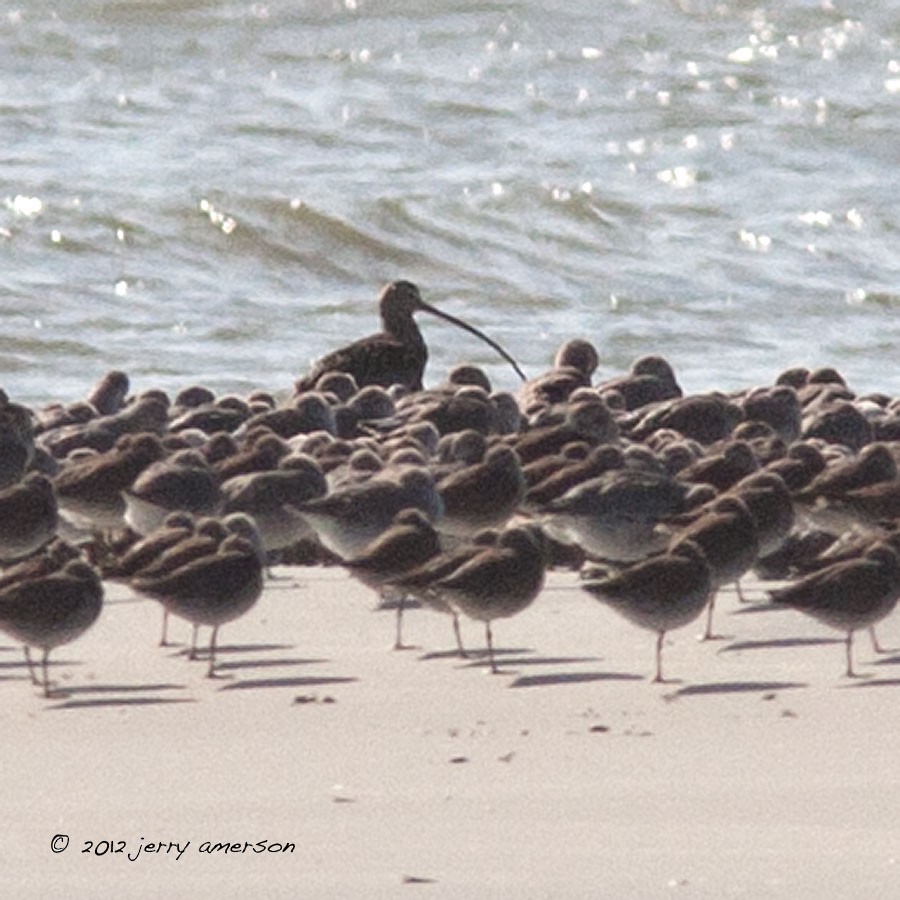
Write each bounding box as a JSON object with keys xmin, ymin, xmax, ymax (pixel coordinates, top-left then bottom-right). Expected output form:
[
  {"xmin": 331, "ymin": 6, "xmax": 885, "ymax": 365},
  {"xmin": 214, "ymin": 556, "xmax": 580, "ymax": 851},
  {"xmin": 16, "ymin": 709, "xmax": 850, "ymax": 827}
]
[
  {"xmin": 793, "ymin": 442, "xmax": 897, "ymax": 532},
  {"xmin": 102, "ymin": 511, "xmax": 196, "ymax": 581},
  {"xmin": 220, "ymin": 454, "xmax": 328, "ymax": 554},
  {"xmin": 391, "ymin": 530, "xmax": 501, "ymax": 657},
  {"xmin": 291, "ymin": 466, "xmax": 443, "ymax": 560},
  {"xmin": 518, "ymin": 338, "xmax": 599, "ymax": 413},
  {"xmin": 669, "ymin": 495, "xmax": 760, "ymax": 639},
  {"xmin": 436, "ymin": 444, "xmax": 526, "ymax": 542},
  {"xmin": 294, "ymin": 281, "xmax": 526, "ymax": 393},
  {"xmin": 53, "ymin": 432, "xmax": 166, "ymax": 535},
  {"xmin": 521, "ymin": 394, "xmax": 618, "ymax": 453},
  {"xmin": 769, "ymin": 542, "xmax": 900, "ymax": 677},
  {"xmin": 432, "ymin": 524, "xmax": 547, "ymax": 673},
  {"xmin": 581, "ymin": 541, "xmax": 712, "ymax": 682},
  {"xmin": 130, "ymin": 534, "xmax": 264, "ymax": 677},
  {"xmin": 626, "ymin": 392, "xmax": 743, "ymax": 446},
  {"xmin": 541, "ymin": 467, "xmax": 690, "ymax": 562},
  {"xmin": 0, "ymin": 472, "xmax": 58, "ymax": 563},
  {"xmin": 342, "ymin": 508, "xmax": 443, "ymax": 649},
  {"xmin": 0, "ymin": 390, "xmax": 36, "ymax": 489},
  {"xmin": 0, "ymin": 558, "xmax": 103, "ymax": 696},
  {"xmin": 123, "ymin": 449, "xmax": 221, "ymax": 536},
  {"xmin": 597, "ymin": 355, "xmax": 682, "ymax": 412}
]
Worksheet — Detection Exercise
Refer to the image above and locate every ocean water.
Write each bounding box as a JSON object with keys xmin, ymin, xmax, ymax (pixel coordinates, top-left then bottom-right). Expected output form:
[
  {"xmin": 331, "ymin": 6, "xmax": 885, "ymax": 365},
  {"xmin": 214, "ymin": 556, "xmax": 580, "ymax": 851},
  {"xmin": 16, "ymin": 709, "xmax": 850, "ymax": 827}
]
[{"xmin": 2, "ymin": 0, "xmax": 899, "ymax": 408}]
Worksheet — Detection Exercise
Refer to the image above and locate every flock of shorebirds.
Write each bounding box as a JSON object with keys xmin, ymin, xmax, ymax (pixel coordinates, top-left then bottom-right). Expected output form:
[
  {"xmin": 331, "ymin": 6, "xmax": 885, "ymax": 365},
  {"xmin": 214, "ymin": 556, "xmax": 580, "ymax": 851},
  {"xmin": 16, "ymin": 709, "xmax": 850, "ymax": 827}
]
[{"xmin": 3, "ymin": 279, "xmax": 900, "ymax": 697}]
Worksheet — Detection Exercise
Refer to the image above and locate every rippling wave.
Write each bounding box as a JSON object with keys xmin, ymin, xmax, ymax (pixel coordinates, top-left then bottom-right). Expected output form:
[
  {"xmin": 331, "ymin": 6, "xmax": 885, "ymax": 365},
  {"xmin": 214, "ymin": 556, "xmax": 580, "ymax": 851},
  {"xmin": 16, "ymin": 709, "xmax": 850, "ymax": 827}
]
[{"xmin": 2, "ymin": 1, "xmax": 898, "ymax": 405}]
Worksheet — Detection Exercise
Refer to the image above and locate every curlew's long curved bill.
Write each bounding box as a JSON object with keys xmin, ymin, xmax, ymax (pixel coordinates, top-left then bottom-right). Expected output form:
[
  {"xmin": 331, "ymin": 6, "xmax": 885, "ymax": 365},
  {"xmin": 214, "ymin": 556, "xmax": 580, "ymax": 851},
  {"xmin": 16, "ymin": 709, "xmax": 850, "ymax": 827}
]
[{"xmin": 419, "ymin": 300, "xmax": 527, "ymax": 382}]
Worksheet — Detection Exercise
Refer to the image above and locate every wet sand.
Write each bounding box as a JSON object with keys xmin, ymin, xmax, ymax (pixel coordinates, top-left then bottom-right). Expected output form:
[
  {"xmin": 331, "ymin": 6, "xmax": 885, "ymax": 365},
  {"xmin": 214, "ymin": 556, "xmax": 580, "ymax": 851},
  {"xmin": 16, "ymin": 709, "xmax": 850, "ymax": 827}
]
[{"xmin": 5, "ymin": 567, "xmax": 900, "ymax": 898}]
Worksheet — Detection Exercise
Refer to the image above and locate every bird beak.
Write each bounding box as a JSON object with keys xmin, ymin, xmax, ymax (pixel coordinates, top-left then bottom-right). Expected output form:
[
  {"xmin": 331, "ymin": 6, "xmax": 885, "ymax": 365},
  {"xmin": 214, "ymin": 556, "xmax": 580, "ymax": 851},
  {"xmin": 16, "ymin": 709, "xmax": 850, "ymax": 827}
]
[{"xmin": 417, "ymin": 299, "xmax": 527, "ymax": 382}]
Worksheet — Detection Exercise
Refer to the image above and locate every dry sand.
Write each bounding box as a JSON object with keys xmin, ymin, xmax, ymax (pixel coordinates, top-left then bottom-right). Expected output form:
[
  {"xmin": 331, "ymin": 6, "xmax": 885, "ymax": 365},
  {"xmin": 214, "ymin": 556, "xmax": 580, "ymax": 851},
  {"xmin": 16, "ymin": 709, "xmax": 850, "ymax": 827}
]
[{"xmin": 4, "ymin": 566, "xmax": 900, "ymax": 898}]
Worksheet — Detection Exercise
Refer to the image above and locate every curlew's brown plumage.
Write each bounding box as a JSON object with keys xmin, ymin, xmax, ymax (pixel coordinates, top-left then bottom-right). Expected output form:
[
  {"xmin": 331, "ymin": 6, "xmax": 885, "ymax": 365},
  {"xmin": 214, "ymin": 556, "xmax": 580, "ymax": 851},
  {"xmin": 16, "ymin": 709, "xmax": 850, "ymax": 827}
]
[{"xmin": 295, "ymin": 281, "xmax": 526, "ymax": 394}]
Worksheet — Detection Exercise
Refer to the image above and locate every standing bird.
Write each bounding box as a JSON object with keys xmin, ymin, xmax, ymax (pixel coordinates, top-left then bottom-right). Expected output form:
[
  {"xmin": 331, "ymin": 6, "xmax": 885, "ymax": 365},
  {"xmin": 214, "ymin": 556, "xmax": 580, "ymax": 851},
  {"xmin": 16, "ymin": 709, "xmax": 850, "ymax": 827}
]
[
  {"xmin": 669, "ymin": 496, "xmax": 759, "ymax": 639},
  {"xmin": 341, "ymin": 508, "xmax": 443, "ymax": 650},
  {"xmin": 130, "ymin": 534, "xmax": 264, "ymax": 677},
  {"xmin": 0, "ymin": 559, "xmax": 103, "ymax": 697},
  {"xmin": 294, "ymin": 281, "xmax": 526, "ymax": 393},
  {"xmin": 581, "ymin": 541, "xmax": 711, "ymax": 683},
  {"xmin": 769, "ymin": 543, "xmax": 900, "ymax": 678},
  {"xmin": 433, "ymin": 525, "xmax": 548, "ymax": 673}
]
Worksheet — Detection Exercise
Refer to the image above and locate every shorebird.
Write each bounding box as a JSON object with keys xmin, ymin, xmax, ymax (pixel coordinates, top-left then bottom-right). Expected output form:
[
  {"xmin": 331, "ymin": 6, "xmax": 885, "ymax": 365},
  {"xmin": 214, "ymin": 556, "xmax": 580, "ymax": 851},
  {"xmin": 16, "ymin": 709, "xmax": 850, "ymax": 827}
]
[
  {"xmin": 102, "ymin": 511, "xmax": 196, "ymax": 581},
  {"xmin": 740, "ymin": 384, "xmax": 802, "ymax": 444},
  {"xmin": 524, "ymin": 444, "xmax": 625, "ymax": 508},
  {"xmin": 220, "ymin": 454, "xmax": 328, "ymax": 554},
  {"xmin": 793, "ymin": 442, "xmax": 897, "ymax": 532},
  {"xmin": 541, "ymin": 467, "xmax": 690, "ymax": 562},
  {"xmin": 0, "ymin": 390, "xmax": 36, "ymax": 489},
  {"xmin": 678, "ymin": 440, "xmax": 759, "ymax": 492},
  {"xmin": 212, "ymin": 432, "xmax": 289, "ymax": 481},
  {"xmin": 391, "ymin": 530, "xmax": 501, "ymax": 657},
  {"xmin": 123, "ymin": 449, "xmax": 221, "ymax": 536},
  {"xmin": 763, "ymin": 441, "xmax": 826, "ymax": 492},
  {"xmin": 432, "ymin": 524, "xmax": 547, "ymax": 673},
  {"xmin": 581, "ymin": 541, "xmax": 712, "ymax": 682},
  {"xmin": 723, "ymin": 471, "xmax": 795, "ymax": 560},
  {"xmin": 511, "ymin": 396, "xmax": 619, "ymax": 465},
  {"xmin": 0, "ymin": 539, "xmax": 82, "ymax": 593},
  {"xmin": 0, "ymin": 558, "xmax": 103, "ymax": 697},
  {"xmin": 53, "ymin": 432, "xmax": 166, "ymax": 535},
  {"xmin": 597, "ymin": 355, "xmax": 682, "ymax": 412},
  {"xmin": 130, "ymin": 534, "xmax": 264, "ymax": 677},
  {"xmin": 436, "ymin": 444, "xmax": 526, "ymax": 542},
  {"xmin": 518, "ymin": 338, "xmax": 599, "ymax": 413},
  {"xmin": 769, "ymin": 543, "xmax": 900, "ymax": 677},
  {"xmin": 341, "ymin": 508, "xmax": 443, "ymax": 649},
  {"xmin": 0, "ymin": 472, "xmax": 58, "ymax": 563},
  {"xmin": 625, "ymin": 392, "xmax": 743, "ymax": 446},
  {"xmin": 85, "ymin": 370, "xmax": 130, "ymax": 417},
  {"xmin": 294, "ymin": 281, "xmax": 526, "ymax": 393},
  {"xmin": 669, "ymin": 495, "xmax": 760, "ymax": 639},
  {"xmin": 801, "ymin": 399, "xmax": 872, "ymax": 452},
  {"xmin": 290, "ymin": 466, "xmax": 443, "ymax": 560},
  {"xmin": 40, "ymin": 392, "xmax": 169, "ymax": 459}
]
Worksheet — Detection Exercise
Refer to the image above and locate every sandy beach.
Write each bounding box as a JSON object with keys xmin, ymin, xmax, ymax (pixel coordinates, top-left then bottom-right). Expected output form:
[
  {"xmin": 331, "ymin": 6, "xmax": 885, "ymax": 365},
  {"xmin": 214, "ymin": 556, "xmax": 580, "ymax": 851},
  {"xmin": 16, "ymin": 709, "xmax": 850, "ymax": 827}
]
[{"xmin": 5, "ymin": 565, "xmax": 900, "ymax": 898}]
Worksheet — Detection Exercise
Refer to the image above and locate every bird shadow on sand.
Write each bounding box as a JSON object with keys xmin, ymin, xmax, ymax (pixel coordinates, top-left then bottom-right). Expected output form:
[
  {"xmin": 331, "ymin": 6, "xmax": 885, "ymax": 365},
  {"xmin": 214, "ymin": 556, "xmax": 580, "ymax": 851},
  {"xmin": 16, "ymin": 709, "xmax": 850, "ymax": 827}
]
[
  {"xmin": 193, "ymin": 642, "xmax": 330, "ymax": 673},
  {"xmin": 418, "ymin": 646, "xmax": 533, "ymax": 663},
  {"xmin": 213, "ymin": 656, "xmax": 330, "ymax": 672},
  {"xmin": 871, "ymin": 653, "xmax": 900, "ymax": 667},
  {"xmin": 218, "ymin": 674, "xmax": 359, "ymax": 691},
  {"xmin": 169, "ymin": 642, "xmax": 296, "ymax": 657},
  {"xmin": 672, "ymin": 680, "xmax": 807, "ymax": 697},
  {"xmin": 509, "ymin": 670, "xmax": 644, "ymax": 688},
  {"xmin": 841, "ymin": 675, "xmax": 900, "ymax": 688},
  {"xmin": 45, "ymin": 681, "xmax": 194, "ymax": 710},
  {"xmin": 718, "ymin": 636, "xmax": 840, "ymax": 653}
]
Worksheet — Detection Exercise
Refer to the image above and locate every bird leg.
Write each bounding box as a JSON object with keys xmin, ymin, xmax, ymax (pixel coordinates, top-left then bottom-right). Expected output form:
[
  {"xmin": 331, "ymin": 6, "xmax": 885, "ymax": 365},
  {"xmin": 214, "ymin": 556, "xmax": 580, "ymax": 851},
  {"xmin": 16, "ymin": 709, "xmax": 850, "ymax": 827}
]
[
  {"xmin": 485, "ymin": 622, "xmax": 499, "ymax": 674},
  {"xmin": 207, "ymin": 625, "xmax": 219, "ymax": 678},
  {"xmin": 701, "ymin": 591, "xmax": 722, "ymax": 641},
  {"xmin": 653, "ymin": 631, "xmax": 665, "ymax": 683},
  {"xmin": 845, "ymin": 630, "xmax": 857, "ymax": 678},
  {"xmin": 23, "ymin": 645, "xmax": 40, "ymax": 686},
  {"xmin": 41, "ymin": 648, "xmax": 52, "ymax": 698},
  {"xmin": 187, "ymin": 623, "xmax": 199, "ymax": 660},
  {"xmin": 159, "ymin": 609, "xmax": 170, "ymax": 647},
  {"xmin": 869, "ymin": 626, "xmax": 890, "ymax": 654},
  {"xmin": 393, "ymin": 594, "xmax": 407, "ymax": 651},
  {"xmin": 452, "ymin": 613, "xmax": 468, "ymax": 659}
]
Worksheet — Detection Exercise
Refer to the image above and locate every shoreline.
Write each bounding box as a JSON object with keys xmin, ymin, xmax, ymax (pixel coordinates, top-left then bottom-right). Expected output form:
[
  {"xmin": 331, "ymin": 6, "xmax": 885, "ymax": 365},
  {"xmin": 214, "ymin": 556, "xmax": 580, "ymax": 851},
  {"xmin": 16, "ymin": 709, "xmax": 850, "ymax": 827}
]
[{"xmin": 5, "ymin": 566, "xmax": 900, "ymax": 897}]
